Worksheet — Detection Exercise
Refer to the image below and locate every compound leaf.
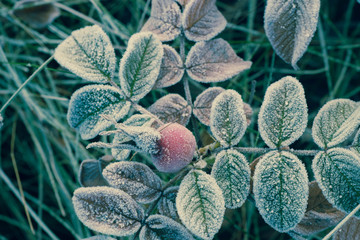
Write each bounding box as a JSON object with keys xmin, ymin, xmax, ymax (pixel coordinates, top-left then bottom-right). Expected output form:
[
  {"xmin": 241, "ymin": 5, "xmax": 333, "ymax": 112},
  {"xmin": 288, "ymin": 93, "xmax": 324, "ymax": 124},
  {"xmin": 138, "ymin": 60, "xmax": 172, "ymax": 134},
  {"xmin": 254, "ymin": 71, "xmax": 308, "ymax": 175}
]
[
  {"xmin": 312, "ymin": 148, "xmax": 360, "ymax": 218},
  {"xmin": 185, "ymin": 39, "xmax": 252, "ymax": 83},
  {"xmin": 67, "ymin": 85, "xmax": 130, "ymax": 140},
  {"xmin": 139, "ymin": 215, "xmax": 194, "ymax": 240},
  {"xmin": 253, "ymin": 151, "xmax": 309, "ymax": 232},
  {"xmin": 176, "ymin": 170, "xmax": 225, "ymax": 240},
  {"xmin": 103, "ymin": 161, "xmax": 162, "ymax": 204},
  {"xmin": 119, "ymin": 32, "xmax": 163, "ymax": 101},
  {"xmin": 182, "ymin": 0, "xmax": 226, "ymax": 41},
  {"xmin": 210, "ymin": 90, "xmax": 247, "ymax": 147},
  {"xmin": 264, "ymin": 0, "xmax": 320, "ymax": 69},
  {"xmin": 258, "ymin": 76, "xmax": 308, "ymax": 148},
  {"xmin": 211, "ymin": 149, "xmax": 250, "ymax": 209},
  {"xmin": 73, "ymin": 186, "xmax": 144, "ymax": 236},
  {"xmin": 312, "ymin": 99, "xmax": 360, "ymax": 149},
  {"xmin": 333, "ymin": 217, "xmax": 360, "ymax": 240},
  {"xmin": 158, "ymin": 186, "xmax": 179, "ymax": 220},
  {"xmin": 79, "ymin": 159, "xmax": 110, "ymax": 187},
  {"xmin": 54, "ymin": 25, "xmax": 116, "ymax": 83}
]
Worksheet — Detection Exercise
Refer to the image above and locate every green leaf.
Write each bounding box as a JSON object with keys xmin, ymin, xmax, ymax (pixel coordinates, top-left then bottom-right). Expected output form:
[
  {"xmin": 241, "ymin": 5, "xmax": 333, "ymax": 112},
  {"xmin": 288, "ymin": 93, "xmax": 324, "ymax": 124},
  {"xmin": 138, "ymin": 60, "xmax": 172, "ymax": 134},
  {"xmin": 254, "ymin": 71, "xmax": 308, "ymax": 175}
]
[
  {"xmin": 119, "ymin": 32, "xmax": 163, "ymax": 101},
  {"xmin": 54, "ymin": 25, "xmax": 116, "ymax": 83},
  {"xmin": 211, "ymin": 149, "xmax": 250, "ymax": 209},
  {"xmin": 312, "ymin": 99, "xmax": 360, "ymax": 149},
  {"xmin": 312, "ymin": 148, "xmax": 360, "ymax": 218},
  {"xmin": 176, "ymin": 170, "xmax": 225, "ymax": 240},
  {"xmin": 258, "ymin": 76, "xmax": 308, "ymax": 148},
  {"xmin": 158, "ymin": 186, "xmax": 179, "ymax": 221},
  {"xmin": 67, "ymin": 85, "xmax": 130, "ymax": 140},
  {"xmin": 253, "ymin": 151, "xmax": 309, "ymax": 232},
  {"xmin": 78, "ymin": 159, "xmax": 109, "ymax": 187}
]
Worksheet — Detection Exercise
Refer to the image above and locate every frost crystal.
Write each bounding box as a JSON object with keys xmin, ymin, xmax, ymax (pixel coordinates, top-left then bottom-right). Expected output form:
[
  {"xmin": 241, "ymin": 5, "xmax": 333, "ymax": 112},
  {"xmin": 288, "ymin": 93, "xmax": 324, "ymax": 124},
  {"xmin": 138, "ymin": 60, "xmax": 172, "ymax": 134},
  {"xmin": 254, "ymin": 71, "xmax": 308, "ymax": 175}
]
[
  {"xmin": 210, "ymin": 89, "xmax": 247, "ymax": 147},
  {"xmin": 312, "ymin": 148, "xmax": 360, "ymax": 218},
  {"xmin": 312, "ymin": 99, "xmax": 360, "ymax": 149},
  {"xmin": 158, "ymin": 186, "xmax": 179, "ymax": 220},
  {"xmin": 211, "ymin": 149, "xmax": 250, "ymax": 209},
  {"xmin": 72, "ymin": 186, "xmax": 144, "ymax": 236},
  {"xmin": 176, "ymin": 170, "xmax": 225, "ymax": 240},
  {"xmin": 258, "ymin": 76, "xmax": 308, "ymax": 148},
  {"xmin": 54, "ymin": 25, "xmax": 116, "ymax": 83},
  {"xmin": 253, "ymin": 151, "xmax": 309, "ymax": 232},
  {"xmin": 67, "ymin": 85, "xmax": 131, "ymax": 140},
  {"xmin": 264, "ymin": 0, "xmax": 320, "ymax": 69},
  {"xmin": 103, "ymin": 161, "xmax": 162, "ymax": 204}
]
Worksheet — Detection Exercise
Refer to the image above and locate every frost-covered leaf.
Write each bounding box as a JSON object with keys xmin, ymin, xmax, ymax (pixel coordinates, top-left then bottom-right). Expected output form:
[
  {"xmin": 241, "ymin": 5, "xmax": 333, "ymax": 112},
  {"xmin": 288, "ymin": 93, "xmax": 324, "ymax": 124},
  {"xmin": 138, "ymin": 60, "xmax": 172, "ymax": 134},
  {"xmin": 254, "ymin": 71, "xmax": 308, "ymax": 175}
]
[
  {"xmin": 139, "ymin": 215, "xmax": 194, "ymax": 240},
  {"xmin": 153, "ymin": 45, "xmax": 184, "ymax": 89},
  {"xmin": 73, "ymin": 186, "xmax": 144, "ymax": 236},
  {"xmin": 67, "ymin": 85, "xmax": 130, "ymax": 140},
  {"xmin": 54, "ymin": 25, "xmax": 116, "ymax": 83},
  {"xmin": 79, "ymin": 159, "xmax": 109, "ymax": 187},
  {"xmin": 211, "ymin": 149, "xmax": 250, "ymax": 209},
  {"xmin": 210, "ymin": 90, "xmax": 247, "ymax": 147},
  {"xmin": 119, "ymin": 32, "xmax": 163, "ymax": 101},
  {"xmin": 82, "ymin": 236, "xmax": 116, "ymax": 240},
  {"xmin": 312, "ymin": 148, "xmax": 360, "ymax": 218},
  {"xmin": 293, "ymin": 181, "xmax": 345, "ymax": 236},
  {"xmin": 176, "ymin": 0, "xmax": 191, "ymax": 6},
  {"xmin": 148, "ymin": 94, "xmax": 191, "ymax": 126},
  {"xmin": 253, "ymin": 151, "xmax": 309, "ymax": 232},
  {"xmin": 264, "ymin": 0, "xmax": 320, "ymax": 69},
  {"xmin": 258, "ymin": 76, "xmax": 308, "ymax": 148},
  {"xmin": 103, "ymin": 161, "xmax": 162, "ymax": 204},
  {"xmin": 185, "ymin": 39, "xmax": 252, "ymax": 82},
  {"xmin": 158, "ymin": 186, "xmax": 179, "ymax": 220},
  {"xmin": 176, "ymin": 170, "xmax": 225, "ymax": 240},
  {"xmin": 312, "ymin": 99, "xmax": 360, "ymax": 149},
  {"xmin": 141, "ymin": 0, "xmax": 181, "ymax": 42},
  {"xmin": 182, "ymin": 0, "xmax": 226, "ymax": 41},
  {"xmin": 333, "ymin": 217, "xmax": 360, "ymax": 240},
  {"xmin": 351, "ymin": 129, "xmax": 360, "ymax": 156}
]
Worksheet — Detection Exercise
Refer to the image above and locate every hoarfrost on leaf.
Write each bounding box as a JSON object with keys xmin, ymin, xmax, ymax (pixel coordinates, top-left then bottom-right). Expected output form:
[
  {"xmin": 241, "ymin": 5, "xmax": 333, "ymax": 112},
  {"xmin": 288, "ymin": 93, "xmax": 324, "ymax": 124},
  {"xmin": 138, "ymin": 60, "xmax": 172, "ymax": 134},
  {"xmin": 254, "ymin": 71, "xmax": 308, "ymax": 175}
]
[
  {"xmin": 139, "ymin": 215, "xmax": 194, "ymax": 240},
  {"xmin": 182, "ymin": 0, "xmax": 227, "ymax": 41},
  {"xmin": 119, "ymin": 32, "xmax": 163, "ymax": 101},
  {"xmin": 312, "ymin": 99, "xmax": 360, "ymax": 149},
  {"xmin": 253, "ymin": 151, "xmax": 309, "ymax": 232},
  {"xmin": 103, "ymin": 161, "xmax": 162, "ymax": 204},
  {"xmin": 158, "ymin": 186, "xmax": 179, "ymax": 220},
  {"xmin": 79, "ymin": 159, "xmax": 109, "ymax": 187},
  {"xmin": 211, "ymin": 149, "xmax": 250, "ymax": 209},
  {"xmin": 333, "ymin": 217, "xmax": 360, "ymax": 240},
  {"xmin": 176, "ymin": 170, "xmax": 225, "ymax": 240},
  {"xmin": 258, "ymin": 76, "xmax": 308, "ymax": 148},
  {"xmin": 54, "ymin": 25, "xmax": 116, "ymax": 83},
  {"xmin": 67, "ymin": 84, "xmax": 130, "ymax": 140},
  {"xmin": 72, "ymin": 186, "xmax": 144, "ymax": 236},
  {"xmin": 185, "ymin": 39, "xmax": 252, "ymax": 83},
  {"xmin": 210, "ymin": 89, "xmax": 247, "ymax": 147},
  {"xmin": 264, "ymin": 0, "xmax": 320, "ymax": 69},
  {"xmin": 351, "ymin": 128, "xmax": 360, "ymax": 156},
  {"xmin": 312, "ymin": 148, "xmax": 360, "ymax": 218},
  {"xmin": 141, "ymin": 0, "xmax": 181, "ymax": 42}
]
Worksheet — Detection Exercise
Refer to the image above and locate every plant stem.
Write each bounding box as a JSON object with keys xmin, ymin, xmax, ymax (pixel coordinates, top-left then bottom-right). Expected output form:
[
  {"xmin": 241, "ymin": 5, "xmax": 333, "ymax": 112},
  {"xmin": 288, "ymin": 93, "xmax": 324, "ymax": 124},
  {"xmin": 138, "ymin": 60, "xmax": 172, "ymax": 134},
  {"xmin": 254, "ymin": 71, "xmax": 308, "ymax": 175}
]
[{"xmin": 130, "ymin": 101, "xmax": 164, "ymax": 125}]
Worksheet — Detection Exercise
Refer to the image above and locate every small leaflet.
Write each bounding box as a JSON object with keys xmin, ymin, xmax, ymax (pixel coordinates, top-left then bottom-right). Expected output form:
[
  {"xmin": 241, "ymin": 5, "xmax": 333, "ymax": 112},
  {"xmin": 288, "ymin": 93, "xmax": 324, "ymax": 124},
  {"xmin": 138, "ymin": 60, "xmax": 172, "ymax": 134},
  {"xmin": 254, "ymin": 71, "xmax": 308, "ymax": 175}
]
[
  {"xmin": 67, "ymin": 85, "xmax": 131, "ymax": 140},
  {"xmin": 157, "ymin": 186, "xmax": 179, "ymax": 220},
  {"xmin": 72, "ymin": 186, "xmax": 144, "ymax": 236},
  {"xmin": 153, "ymin": 45, "xmax": 184, "ymax": 89},
  {"xmin": 264, "ymin": 0, "xmax": 320, "ymax": 69},
  {"xmin": 185, "ymin": 39, "xmax": 252, "ymax": 83},
  {"xmin": 258, "ymin": 76, "xmax": 308, "ymax": 148},
  {"xmin": 333, "ymin": 217, "xmax": 360, "ymax": 240},
  {"xmin": 193, "ymin": 87, "xmax": 225, "ymax": 125},
  {"xmin": 292, "ymin": 181, "xmax": 345, "ymax": 236},
  {"xmin": 102, "ymin": 161, "xmax": 162, "ymax": 204},
  {"xmin": 119, "ymin": 32, "xmax": 163, "ymax": 102},
  {"xmin": 253, "ymin": 151, "xmax": 309, "ymax": 232},
  {"xmin": 176, "ymin": 170, "xmax": 225, "ymax": 240},
  {"xmin": 312, "ymin": 148, "xmax": 360, "ymax": 218},
  {"xmin": 141, "ymin": 0, "xmax": 181, "ymax": 42},
  {"xmin": 82, "ymin": 236, "xmax": 116, "ymax": 240},
  {"xmin": 211, "ymin": 149, "xmax": 250, "ymax": 209},
  {"xmin": 148, "ymin": 94, "xmax": 192, "ymax": 126},
  {"xmin": 182, "ymin": 0, "xmax": 227, "ymax": 41},
  {"xmin": 210, "ymin": 90, "xmax": 247, "ymax": 147},
  {"xmin": 54, "ymin": 25, "xmax": 116, "ymax": 83},
  {"xmin": 139, "ymin": 215, "xmax": 194, "ymax": 240},
  {"xmin": 79, "ymin": 159, "xmax": 109, "ymax": 187},
  {"xmin": 312, "ymin": 99, "xmax": 360, "ymax": 149}
]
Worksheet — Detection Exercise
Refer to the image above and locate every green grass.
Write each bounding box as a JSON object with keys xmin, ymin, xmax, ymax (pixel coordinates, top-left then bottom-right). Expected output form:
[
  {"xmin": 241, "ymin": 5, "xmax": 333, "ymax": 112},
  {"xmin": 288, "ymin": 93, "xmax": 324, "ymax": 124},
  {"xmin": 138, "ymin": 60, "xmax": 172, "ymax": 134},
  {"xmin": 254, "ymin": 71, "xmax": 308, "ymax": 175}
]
[{"xmin": 0, "ymin": 0, "xmax": 359, "ymax": 239}]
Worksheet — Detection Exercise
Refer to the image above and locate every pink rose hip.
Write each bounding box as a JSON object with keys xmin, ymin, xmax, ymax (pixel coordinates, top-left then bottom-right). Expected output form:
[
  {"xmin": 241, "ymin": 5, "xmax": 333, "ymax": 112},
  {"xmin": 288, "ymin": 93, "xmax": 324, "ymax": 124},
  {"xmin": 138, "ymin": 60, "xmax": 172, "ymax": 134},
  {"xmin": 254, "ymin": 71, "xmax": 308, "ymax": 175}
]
[{"xmin": 151, "ymin": 123, "xmax": 197, "ymax": 173}]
